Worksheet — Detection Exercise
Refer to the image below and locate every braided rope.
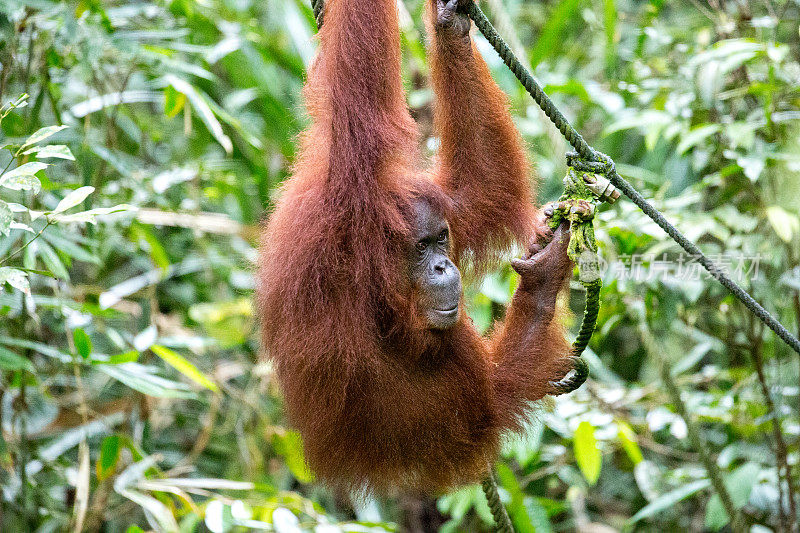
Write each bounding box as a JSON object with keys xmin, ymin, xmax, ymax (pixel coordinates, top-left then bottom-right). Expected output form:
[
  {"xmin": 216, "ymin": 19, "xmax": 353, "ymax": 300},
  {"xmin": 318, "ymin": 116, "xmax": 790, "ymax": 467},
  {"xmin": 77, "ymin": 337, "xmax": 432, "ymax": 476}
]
[
  {"xmin": 481, "ymin": 469, "xmax": 514, "ymax": 533},
  {"xmin": 311, "ymin": 0, "xmax": 324, "ymax": 28},
  {"xmin": 550, "ymin": 279, "xmax": 600, "ymax": 395}
]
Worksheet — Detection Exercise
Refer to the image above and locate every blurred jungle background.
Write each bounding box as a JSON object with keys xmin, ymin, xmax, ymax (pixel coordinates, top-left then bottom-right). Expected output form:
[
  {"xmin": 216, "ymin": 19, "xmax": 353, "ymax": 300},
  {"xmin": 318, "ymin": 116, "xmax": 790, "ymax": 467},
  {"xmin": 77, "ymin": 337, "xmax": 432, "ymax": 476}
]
[{"xmin": 1, "ymin": 0, "xmax": 799, "ymax": 531}]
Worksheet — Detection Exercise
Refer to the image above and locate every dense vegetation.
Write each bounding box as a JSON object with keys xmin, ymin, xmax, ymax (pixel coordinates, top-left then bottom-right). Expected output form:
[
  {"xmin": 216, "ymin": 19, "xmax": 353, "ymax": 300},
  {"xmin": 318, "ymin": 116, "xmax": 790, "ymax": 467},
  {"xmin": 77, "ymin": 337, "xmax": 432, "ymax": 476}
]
[{"xmin": 1, "ymin": 0, "xmax": 799, "ymax": 531}]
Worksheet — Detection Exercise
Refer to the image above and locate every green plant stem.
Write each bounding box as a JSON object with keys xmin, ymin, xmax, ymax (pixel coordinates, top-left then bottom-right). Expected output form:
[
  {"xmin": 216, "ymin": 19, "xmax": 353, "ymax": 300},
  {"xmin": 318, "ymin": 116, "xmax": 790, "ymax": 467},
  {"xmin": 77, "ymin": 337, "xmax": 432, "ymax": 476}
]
[
  {"xmin": 638, "ymin": 323, "xmax": 746, "ymax": 533},
  {"xmin": 0, "ymin": 220, "xmax": 51, "ymax": 265}
]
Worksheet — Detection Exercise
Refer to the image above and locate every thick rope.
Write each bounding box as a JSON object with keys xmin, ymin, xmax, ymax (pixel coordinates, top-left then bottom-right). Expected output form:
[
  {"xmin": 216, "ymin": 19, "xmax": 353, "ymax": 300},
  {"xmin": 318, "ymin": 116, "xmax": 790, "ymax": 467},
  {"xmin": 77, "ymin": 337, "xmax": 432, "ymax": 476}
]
[
  {"xmin": 462, "ymin": 1, "xmax": 800, "ymax": 356},
  {"xmin": 547, "ymin": 165, "xmax": 604, "ymax": 396},
  {"xmin": 481, "ymin": 469, "xmax": 514, "ymax": 533}
]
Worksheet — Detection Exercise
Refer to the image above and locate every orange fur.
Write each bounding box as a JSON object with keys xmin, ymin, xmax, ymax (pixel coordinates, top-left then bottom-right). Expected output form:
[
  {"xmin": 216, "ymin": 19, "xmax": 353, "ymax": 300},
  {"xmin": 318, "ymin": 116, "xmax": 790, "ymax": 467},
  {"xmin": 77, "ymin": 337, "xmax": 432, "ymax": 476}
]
[{"xmin": 257, "ymin": 0, "xmax": 571, "ymax": 494}]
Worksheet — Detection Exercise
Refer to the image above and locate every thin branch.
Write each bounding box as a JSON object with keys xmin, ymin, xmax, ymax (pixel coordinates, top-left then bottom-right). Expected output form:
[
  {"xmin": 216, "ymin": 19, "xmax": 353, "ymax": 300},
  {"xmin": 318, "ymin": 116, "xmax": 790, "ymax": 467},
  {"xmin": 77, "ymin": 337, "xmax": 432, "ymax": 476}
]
[
  {"xmin": 0, "ymin": 221, "xmax": 51, "ymax": 265},
  {"xmin": 749, "ymin": 319, "xmax": 798, "ymax": 531}
]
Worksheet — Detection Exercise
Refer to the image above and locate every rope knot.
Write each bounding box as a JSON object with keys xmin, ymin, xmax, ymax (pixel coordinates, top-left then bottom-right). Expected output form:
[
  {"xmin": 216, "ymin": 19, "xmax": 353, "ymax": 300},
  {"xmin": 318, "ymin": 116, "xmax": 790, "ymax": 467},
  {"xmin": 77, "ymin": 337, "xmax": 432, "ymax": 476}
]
[{"xmin": 566, "ymin": 151, "xmax": 620, "ymax": 204}]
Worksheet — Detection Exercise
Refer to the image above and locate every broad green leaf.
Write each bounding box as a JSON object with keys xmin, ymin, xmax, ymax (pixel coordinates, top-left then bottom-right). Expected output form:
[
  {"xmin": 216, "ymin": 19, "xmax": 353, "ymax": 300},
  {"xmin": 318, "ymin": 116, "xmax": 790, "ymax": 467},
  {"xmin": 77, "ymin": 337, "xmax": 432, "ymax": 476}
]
[
  {"xmin": 574, "ymin": 421, "xmax": 601, "ymax": 485},
  {"xmin": 73, "ymin": 328, "xmax": 92, "ymax": 359},
  {"xmin": 150, "ymin": 344, "xmax": 219, "ymax": 392},
  {"xmin": 704, "ymin": 462, "xmax": 761, "ymax": 530},
  {"xmin": 0, "ymin": 200, "xmax": 11, "ymax": 236},
  {"xmin": 97, "ymin": 435, "xmax": 121, "ymax": 481},
  {"xmin": 0, "ymin": 345, "xmax": 34, "ymax": 371},
  {"xmin": 21, "ymin": 125, "xmax": 68, "ymax": 149},
  {"xmin": 54, "ymin": 186, "xmax": 95, "ymax": 214},
  {"xmin": 628, "ymin": 479, "xmax": 711, "ymax": 525},
  {"xmin": 0, "ymin": 267, "xmax": 30, "ymax": 294},
  {"xmin": 617, "ymin": 421, "xmax": 643, "ymax": 465},
  {"xmin": 1, "ymin": 162, "xmax": 46, "ymax": 191},
  {"xmin": 23, "ymin": 144, "xmax": 75, "ymax": 160}
]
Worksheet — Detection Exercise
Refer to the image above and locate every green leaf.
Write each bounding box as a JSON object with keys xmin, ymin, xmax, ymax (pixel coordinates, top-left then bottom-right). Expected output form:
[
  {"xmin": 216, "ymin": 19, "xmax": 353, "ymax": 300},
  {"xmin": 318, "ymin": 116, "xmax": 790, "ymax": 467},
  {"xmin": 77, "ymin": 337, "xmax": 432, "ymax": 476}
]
[
  {"xmin": 23, "ymin": 144, "xmax": 75, "ymax": 160},
  {"xmin": 37, "ymin": 241, "xmax": 69, "ymax": 280},
  {"xmin": 164, "ymin": 85, "xmax": 186, "ymax": 118},
  {"xmin": 50, "ymin": 204, "xmax": 132, "ymax": 224},
  {"xmin": 97, "ymin": 363, "xmax": 196, "ymax": 398},
  {"xmin": 272, "ymin": 430, "xmax": 315, "ymax": 483},
  {"xmin": 0, "ymin": 345, "xmax": 34, "ymax": 371},
  {"xmin": 704, "ymin": 462, "xmax": 760, "ymax": 530},
  {"xmin": 617, "ymin": 421, "xmax": 643, "ymax": 465},
  {"xmin": 97, "ymin": 435, "xmax": 121, "ymax": 481},
  {"xmin": 107, "ymin": 351, "xmax": 140, "ymax": 364},
  {"xmin": 0, "ymin": 336, "xmax": 71, "ymax": 362},
  {"xmin": 53, "ymin": 186, "xmax": 95, "ymax": 214},
  {"xmin": 495, "ymin": 463, "xmax": 536, "ymax": 533},
  {"xmin": 1, "ymin": 162, "xmax": 46, "ymax": 191},
  {"xmin": 0, "ymin": 267, "xmax": 30, "ymax": 295},
  {"xmin": 73, "ymin": 328, "xmax": 92, "ymax": 359},
  {"xmin": 628, "ymin": 479, "xmax": 711, "ymax": 525},
  {"xmin": 150, "ymin": 344, "xmax": 219, "ymax": 392},
  {"xmin": 21, "ymin": 125, "xmax": 68, "ymax": 149},
  {"xmin": 165, "ymin": 75, "xmax": 233, "ymax": 154},
  {"xmin": 574, "ymin": 421, "xmax": 602, "ymax": 485}
]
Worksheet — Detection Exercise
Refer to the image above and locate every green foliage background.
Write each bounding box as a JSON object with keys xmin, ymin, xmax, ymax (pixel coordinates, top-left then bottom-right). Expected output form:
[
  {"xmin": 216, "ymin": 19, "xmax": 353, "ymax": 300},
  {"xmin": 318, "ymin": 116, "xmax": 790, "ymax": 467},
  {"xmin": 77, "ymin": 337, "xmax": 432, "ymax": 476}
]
[{"xmin": 0, "ymin": 0, "xmax": 799, "ymax": 531}]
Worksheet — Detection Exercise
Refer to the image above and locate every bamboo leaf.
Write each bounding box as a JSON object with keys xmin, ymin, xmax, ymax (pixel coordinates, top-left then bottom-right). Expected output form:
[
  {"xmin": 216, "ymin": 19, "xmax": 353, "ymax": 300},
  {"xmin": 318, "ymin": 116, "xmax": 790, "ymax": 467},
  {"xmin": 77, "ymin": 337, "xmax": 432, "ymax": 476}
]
[{"xmin": 151, "ymin": 344, "xmax": 219, "ymax": 392}]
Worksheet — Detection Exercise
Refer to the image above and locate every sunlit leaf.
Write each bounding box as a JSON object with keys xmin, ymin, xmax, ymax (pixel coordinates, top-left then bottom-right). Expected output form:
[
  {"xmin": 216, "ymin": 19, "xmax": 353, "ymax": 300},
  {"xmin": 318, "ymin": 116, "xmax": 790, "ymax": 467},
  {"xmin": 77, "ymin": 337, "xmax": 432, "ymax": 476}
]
[
  {"xmin": 272, "ymin": 431, "xmax": 315, "ymax": 484},
  {"xmin": 0, "ymin": 267, "xmax": 30, "ymax": 295},
  {"xmin": 617, "ymin": 421, "xmax": 643, "ymax": 465},
  {"xmin": 98, "ymin": 363, "xmax": 196, "ymax": 399},
  {"xmin": 50, "ymin": 204, "xmax": 133, "ymax": 224},
  {"xmin": 151, "ymin": 344, "xmax": 219, "ymax": 392},
  {"xmin": 164, "ymin": 85, "xmax": 186, "ymax": 118},
  {"xmin": 574, "ymin": 421, "xmax": 601, "ymax": 485},
  {"xmin": 21, "ymin": 125, "xmax": 68, "ymax": 149},
  {"xmin": 0, "ymin": 200, "xmax": 11, "ymax": 236},
  {"xmin": 53, "ymin": 186, "xmax": 95, "ymax": 214},
  {"xmin": 23, "ymin": 144, "xmax": 75, "ymax": 160},
  {"xmin": 1, "ymin": 162, "xmax": 46, "ymax": 191}
]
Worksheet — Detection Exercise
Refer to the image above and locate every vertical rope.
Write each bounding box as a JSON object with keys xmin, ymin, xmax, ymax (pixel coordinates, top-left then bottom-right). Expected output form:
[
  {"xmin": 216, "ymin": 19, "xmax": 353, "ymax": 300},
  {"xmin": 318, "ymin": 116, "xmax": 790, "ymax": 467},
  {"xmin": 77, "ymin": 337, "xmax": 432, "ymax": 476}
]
[{"xmin": 481, "ymin": 469, "xmax": 515, "ymax": 533}]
